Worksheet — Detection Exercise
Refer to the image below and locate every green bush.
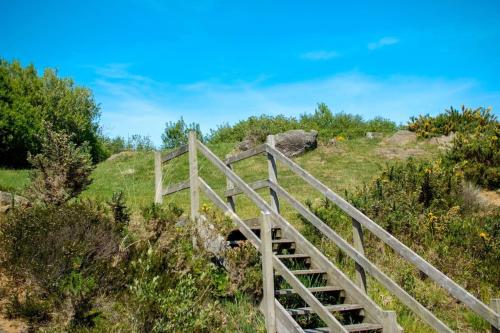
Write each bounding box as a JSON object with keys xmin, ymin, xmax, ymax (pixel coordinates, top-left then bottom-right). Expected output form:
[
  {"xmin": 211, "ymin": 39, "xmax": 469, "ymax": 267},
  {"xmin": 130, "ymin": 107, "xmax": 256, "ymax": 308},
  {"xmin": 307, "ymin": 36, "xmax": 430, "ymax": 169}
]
[
  {"xmin": 0, "ymin": 201, "xmax": 126, "ymax": 329},
  {"xmin": 444, "ymin": 124, "xmax": 500, "ymax": 189},
  {"xmin": 208, "ymin": 103, "xmax": 396, "ymax": 144},
  {"xmin": 408, "ymin": 105, "xmax": 497, "ymax": 138},
  {"xmin": 161, "ymin": 117, "xmax": 203, "ymax": 149},
  {"xmin": 0, "ymin": 59, "xmax": 107, "ymax": 167}
]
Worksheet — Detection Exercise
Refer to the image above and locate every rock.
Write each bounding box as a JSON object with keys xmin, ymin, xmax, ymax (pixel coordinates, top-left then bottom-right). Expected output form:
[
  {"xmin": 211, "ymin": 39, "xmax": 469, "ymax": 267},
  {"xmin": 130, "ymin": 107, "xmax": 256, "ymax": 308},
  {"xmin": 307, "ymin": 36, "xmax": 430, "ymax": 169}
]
[
  {"xmin": 275, "ymin": 130, "xmax": 318, "ymax": 157},
  {"xmin": 429, "ymin": 132, "xmax": 455, "ymax": 148},
  {"xmin": 195, "ymin": 215, "xmax": 228, "ymax": 257},
  {"xmin": 238, "ymin": 138, "xmax": 256, "ymax": 151},
  {"xmin": 383, "ymin": 130, "xmax": 417, "ymax": 146},
  {"xmin": 366, "ymin": 132, "xmax": 383, "ymax": 139},
  {"xmin": 0, "ymin": 191, "xmax": 30, "ymax": 213}
]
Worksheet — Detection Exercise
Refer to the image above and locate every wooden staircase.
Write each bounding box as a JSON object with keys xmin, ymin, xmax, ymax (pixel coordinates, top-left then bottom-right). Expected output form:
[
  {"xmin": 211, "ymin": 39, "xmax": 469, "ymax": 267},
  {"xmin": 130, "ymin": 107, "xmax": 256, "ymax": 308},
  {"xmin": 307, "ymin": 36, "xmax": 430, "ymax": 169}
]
[
  {"xmin": 154, "ymin": 131, "xmax": 500, "ymax": 332},
  {"xmin": 230, "ymin": 221, "xmax": 394, "ymax": 332}
]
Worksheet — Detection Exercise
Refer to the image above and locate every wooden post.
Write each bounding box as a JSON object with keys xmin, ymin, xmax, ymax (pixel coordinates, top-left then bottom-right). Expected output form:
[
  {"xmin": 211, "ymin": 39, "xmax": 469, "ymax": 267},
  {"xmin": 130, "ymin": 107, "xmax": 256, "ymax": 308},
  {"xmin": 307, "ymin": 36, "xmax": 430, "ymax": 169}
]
[
  {"xmin": 383, "ymin": 311, "xmax": 401, "ymax": 333},
  {"xmin": 154, "ymin": 151, "xmax": 163, "ymax": 204},
  {"xmin": 188, "ymin": 131, "xmax": 199, "ymax": 221},
  {"xmin": 352, "ymin": 218, "xmax": 367, "ymax": 293},
  {"xmin": 261, "ymin": 211, "xmax": 276, "ymax": 333},
  {"xmin": 225, "ymin": 156, "xmax": 236, "ymax": 212},
  {"xmin": 266, "ymin": 135, "xmax": 280, "ymax": 214},
  {"xmin": 491, "ymin": 299, "xmax": 500, "ymax": 333}
]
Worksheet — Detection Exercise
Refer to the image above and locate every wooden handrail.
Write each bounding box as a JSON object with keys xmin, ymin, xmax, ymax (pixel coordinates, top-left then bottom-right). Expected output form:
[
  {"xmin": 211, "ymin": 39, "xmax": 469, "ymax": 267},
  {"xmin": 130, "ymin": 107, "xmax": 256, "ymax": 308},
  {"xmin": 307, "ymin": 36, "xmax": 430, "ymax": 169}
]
[
  {"xmin": 223, "ymin": 144, "xmax": 266, "ymax": 165},
  {"xmin": 265, "ymin": 144, "xmax": 499, "ymax": 329},
  {"xmin": 269, "ymin": 181, "xmax": 451, "ymax": 332},
  {"xmin": 162, "ymin": 144, "xmax": 188, "ymax": 163}
]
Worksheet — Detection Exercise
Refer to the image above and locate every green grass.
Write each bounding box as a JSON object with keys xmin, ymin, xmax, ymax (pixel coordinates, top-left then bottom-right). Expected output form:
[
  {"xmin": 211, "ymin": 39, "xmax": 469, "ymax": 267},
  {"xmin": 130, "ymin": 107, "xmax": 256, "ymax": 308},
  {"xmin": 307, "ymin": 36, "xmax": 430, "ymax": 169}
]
[{"xmin": 0, "ymin": 169, "xmax": 30, "ymax": 194}]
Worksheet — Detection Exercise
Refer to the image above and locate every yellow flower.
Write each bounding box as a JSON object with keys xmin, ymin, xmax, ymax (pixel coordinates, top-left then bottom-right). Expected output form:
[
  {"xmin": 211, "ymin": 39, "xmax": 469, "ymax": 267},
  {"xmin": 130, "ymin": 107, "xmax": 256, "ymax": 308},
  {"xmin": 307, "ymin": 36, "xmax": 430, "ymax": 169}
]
[
  {"xmin": 479, "ymin": 231, "xmax": 490, "ymax": 241},
  {"xmin": 335, "ymin": 135, "xmax": 346, "ymax": 142}
]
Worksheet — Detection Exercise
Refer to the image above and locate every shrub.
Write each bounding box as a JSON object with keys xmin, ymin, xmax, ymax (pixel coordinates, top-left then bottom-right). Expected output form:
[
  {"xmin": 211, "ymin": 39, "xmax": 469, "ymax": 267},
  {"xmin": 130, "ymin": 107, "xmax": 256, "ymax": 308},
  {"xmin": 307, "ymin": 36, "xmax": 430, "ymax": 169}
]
[
  {"xmin": 408, "ymin": 105, "xmax": 497, "ymax": 138},
  {"xmin": 208, "ymin": 103, "xmax": 396, "ymax": 144},
  {"xmin": 444, "ymin": 123, "xmax": 500, "ymax": 189},
  {"xmin": 27, "ymin": 127, "xmax": 94, "ymax": 206},
  {"xmin": 161, "ymin": 117, "xmax": 203, "ymax": 149},
  {"xmin": 0, "ymin": 59, "xmax": 107, "ymax": 167},
  {"xmin": 0, "ymin": 201, "xmax": 126, "ymax": 329}
]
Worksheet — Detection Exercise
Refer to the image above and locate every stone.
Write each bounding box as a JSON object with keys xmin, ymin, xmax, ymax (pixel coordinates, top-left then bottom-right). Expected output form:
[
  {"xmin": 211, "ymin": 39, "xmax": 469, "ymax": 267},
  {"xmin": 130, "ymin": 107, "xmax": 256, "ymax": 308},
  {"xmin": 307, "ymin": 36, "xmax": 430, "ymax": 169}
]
[
  {"xmin": 383, "ymin": 130, "xmax": 417, "ymax": 146},
  {"xmin": 366, "ymin": 132, "xmax": 383, "ymax": 139},
  {"xmin": 0, "ymin": 191, "xmax": 30, "ymax": 213},
  {"xmin": 274, "ymin": 130, "xmax": 318, "ymax": 157}
]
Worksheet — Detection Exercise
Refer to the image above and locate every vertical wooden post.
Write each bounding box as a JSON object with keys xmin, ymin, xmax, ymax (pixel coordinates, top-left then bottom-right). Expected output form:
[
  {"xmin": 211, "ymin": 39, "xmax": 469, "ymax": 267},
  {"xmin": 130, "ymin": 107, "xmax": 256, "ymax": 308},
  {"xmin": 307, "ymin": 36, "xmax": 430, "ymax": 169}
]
[
  {"xmin": 154, "ymin": 151, "xmax": 163, "ymax": 204},
  {"xmin": 266, "ymin": 135, "xmax": 280, "ymax": 214},
  {"xmin": 383, "ymin": 311, "xmax": 401, "ymax": 333},
  {"xmin": 261, "ymin": 211, "xmax": 276, "ymax": 333},
  {"xmin": 225, "ymin": 156, "xmax": 236, "ymax": 212},
  {"xmin": 188, "ymin": 131, "xmax": 199, "ymax": 221},
  {"xmin": 491, "ymin": 299, "xmax": 500, "ymax": 333},
  {"xmin": 352, "ymin": 218, "xmax": 367, "ymax": 293}
]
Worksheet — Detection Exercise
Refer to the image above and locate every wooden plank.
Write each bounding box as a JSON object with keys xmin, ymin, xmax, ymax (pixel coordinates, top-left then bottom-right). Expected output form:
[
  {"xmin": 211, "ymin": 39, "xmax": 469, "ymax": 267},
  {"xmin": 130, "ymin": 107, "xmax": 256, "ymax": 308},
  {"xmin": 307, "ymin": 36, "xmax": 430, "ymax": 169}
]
[
  {"xmin": 352, "ymin": 218, "xmax": 367, "ymax": 293},
  {"xmin": 223, "ymin": 144, "xmax": 266, "ymax": 165},
  {"xmin": 266, "ymin": 144, "xmax": 499, "ymax": 329},
  {"xmin": 224, "ymin": 179, "xmax": 269, "ymax": 197},
  {"xmin": 491, "ymin": 299, "xmax": 500, "ymax": 333},
  {"xmin": 161, "ymin": 144, "xmax": 188, "ymax": 163},
  {"xmin": 154, "ymin": 151, "xmax": 163, "ymax": 204},
  {"xmin": 194, "ymin": 144, "xmax": 347, "ymax": 332},
  {"xmin": 188, "ymin": 132, "xmax": 199, "ymax": 220},
  {"xmin": 225, "ymin": 161, "xmax": 236, "ymax": 212},
  {"xmin": 270, "ymin": 181, "xmax": 452, "ymax": 332},
  {"xmin": 267, "ymin": 135, "xmax": 280, "ymax": 213},
  {"xmin": 261, "ymin": 300, "xmax": 305, "ymax": 333},
  {"xmin": 261, "ymin": 211, "xmax": 276, "ymax": 333},
  {"xmin": 162, "ymin": 180, "xmax": 190, "ymax": 196}
]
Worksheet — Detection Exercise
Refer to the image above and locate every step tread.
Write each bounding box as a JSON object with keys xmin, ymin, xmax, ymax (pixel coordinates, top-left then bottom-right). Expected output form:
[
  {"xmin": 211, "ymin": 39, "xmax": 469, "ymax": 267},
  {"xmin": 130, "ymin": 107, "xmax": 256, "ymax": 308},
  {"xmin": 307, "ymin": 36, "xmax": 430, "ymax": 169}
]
[
  {"xmin": 276, "ymin": 253, "xmax": 310, "ymax": 259},
  {"xmin": 304, "ymin": 323, "xmax": 383, "ymax": 332},
  {"xmin": 272, "ymin": 239, "xmax": 294, "ymax": 244},
  {"xmin": 287, "ymin": 303, "xmax": 364, "ymax": 315},
  {"xmin": 276, "ymin": 268, "xmax": 326, "ymax": 276},
  {"xmin": 275, "ymin": 285, "xmax": 343, "ymax": 296}
]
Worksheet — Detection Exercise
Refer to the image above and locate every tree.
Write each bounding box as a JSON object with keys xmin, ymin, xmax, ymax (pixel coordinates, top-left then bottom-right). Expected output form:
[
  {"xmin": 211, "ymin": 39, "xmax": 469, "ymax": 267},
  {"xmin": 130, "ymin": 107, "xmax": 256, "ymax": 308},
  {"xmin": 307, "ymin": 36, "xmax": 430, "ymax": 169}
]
[
  {"xmin": 27, "ymin": 127, "xmax": 94, "ymax": 206},
  {"xmin": 161, "ymin": 117, "xmax": 203, "ymax": 149},
  {"xmin": 0, "ymin": 59, "xmax": 107, "ymax": 167}
]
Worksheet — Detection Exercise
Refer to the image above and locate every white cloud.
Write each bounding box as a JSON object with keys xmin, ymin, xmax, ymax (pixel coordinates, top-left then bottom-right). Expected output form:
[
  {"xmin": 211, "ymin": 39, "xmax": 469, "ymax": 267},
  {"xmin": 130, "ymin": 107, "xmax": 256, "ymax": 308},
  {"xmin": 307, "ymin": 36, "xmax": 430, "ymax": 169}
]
[
  {"xmin": 91, "ymin": 65, "xmax": 500, "ymax": 146},
  {"xmin": 368, "ymin": 37, "xmax": 399, "ymax": 50},
  {"xmin": 301, "ymin": 50, "xmax": 340, "ymax": 60}
]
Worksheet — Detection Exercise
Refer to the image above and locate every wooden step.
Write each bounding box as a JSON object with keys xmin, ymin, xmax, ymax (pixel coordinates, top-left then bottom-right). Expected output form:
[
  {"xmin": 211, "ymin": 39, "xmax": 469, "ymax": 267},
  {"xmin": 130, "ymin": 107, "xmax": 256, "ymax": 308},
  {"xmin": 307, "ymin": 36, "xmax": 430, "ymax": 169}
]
[
  {"xmin": 275, "ymin": 268, "xmax": 326, "ymax": 276},
  {"xmin": 287, "ymin": 303, "xmax": 363, "ymax": 316},
  {"xmin": 275, "ymin": 285, "xmax": 343, "ymax": 296},
  {"xmin": 304, "ymin": 323, "xmax": 383, "ymax": 332},
  {"xmin": 272, "ymin": 239, "xmax": 294, "ymax": 244},
  {"xmin": 276, "ymin": 253, "xmax": 310, "ymax": 260}
]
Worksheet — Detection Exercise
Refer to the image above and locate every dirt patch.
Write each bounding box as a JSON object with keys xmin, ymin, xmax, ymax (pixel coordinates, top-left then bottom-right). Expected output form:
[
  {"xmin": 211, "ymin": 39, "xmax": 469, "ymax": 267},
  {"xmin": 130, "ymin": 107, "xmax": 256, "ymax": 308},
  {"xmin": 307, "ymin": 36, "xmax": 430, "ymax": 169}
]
[
  {"xmin": 477, "ymin": 190, "xmax": 500, "ymax": 207},
  {"xmin": 382, "ymin": 130, "xmax": 417, "ymax": 146},
  {"xmin": 375, "ymin": 147, "xmax": 426, "ymax": 160}
]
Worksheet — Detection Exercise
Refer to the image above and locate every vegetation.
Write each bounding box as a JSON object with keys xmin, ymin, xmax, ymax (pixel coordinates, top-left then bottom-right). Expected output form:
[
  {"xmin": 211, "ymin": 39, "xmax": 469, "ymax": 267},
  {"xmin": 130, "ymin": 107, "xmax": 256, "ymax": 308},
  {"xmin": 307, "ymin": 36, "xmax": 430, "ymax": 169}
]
[
  {"xmin": 162, "ymin": 117, "xmax": 203, "ymax": 149},
  {"xmin": 0, "ymin": 59, "xmax": 107, "ymax": 167},
  {"xmin": 409, "ymin": 106, "xmax": 499, "ymax": 189},
  {"xmin": 208, "ymin": 103, "xmax": 397, "ymax": 145}
]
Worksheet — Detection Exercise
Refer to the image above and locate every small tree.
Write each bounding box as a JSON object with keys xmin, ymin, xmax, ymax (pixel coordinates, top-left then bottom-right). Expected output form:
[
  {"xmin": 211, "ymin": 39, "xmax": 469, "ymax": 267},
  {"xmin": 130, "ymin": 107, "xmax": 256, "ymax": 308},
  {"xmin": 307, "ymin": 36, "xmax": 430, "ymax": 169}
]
[
  {"xmin": 161, "ymin": 117, "xmax": 203, "ymax": 149},
  {"xmin": 27, "ymin": 127, "xmax": 94, "ymax": 205}
]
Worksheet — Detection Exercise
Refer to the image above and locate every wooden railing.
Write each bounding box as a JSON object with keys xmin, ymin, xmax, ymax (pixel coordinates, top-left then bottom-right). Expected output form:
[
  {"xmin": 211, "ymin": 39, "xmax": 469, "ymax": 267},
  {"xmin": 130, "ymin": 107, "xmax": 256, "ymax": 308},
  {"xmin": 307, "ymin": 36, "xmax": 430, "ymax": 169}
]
[{"xmin": 154, "ymin": 131, "xmax": 500, "ymax": 332}]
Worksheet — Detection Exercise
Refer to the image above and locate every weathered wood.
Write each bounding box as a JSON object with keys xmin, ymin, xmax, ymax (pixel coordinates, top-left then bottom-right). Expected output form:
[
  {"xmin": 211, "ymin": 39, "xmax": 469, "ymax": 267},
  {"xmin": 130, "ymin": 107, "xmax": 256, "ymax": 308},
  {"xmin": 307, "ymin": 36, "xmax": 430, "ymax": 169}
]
[
  {"xmin": 198, "ymin": 177, "xmax": 343, "ymax": 332},
  {"xmin": 267, "ymin": 135, "xmax": 280, "ymax": 213},
  {"xmin": 161, "ymin": 144, "xmax": 188, "ymax": 163},
  {"xmin": 266, "ymin": 144, "xmax": 498, "ymax": 329},
  {"xmin": 491, "ymin": 299, "xmax": 500, "ymax": 333},
  {"xmin": 188, "ymin": 132, "xmax": 199, "ymax": 220},
  {"xmin": 196, "ymin": 141, "xmax": 375, "ymax": 331},
  {"xmin": 162, "ymin": 180, "xmax": 190, "ymax": 196},
  {"xmin": 224, "ymin": 179, "xmax": 269, "ymax": 197},
  {"xmin": 154, "ymin": 151, "xmax": 163, "ymax": 204},
  {"xmin": 261, "ymin": 211, "xmax": 276, "ymax": 333},
  {"xmin": 260, "ymin": 300, "xmax": 305, "ymax": 333},
  {"xmin": 383, "ymin": 311, "xmax": 402, "ymax": 333},
  {"xmin": 352, "ymin": 218, "xmax": 367, "ymax": 293},
  {"xmin": 270, "ymin": 180, "xmax": 452, "ymax": 332},
  {"xmin": 223, "ymin": 144, "xmax": 266, "ymax": 165},
  {"xmin": 225, "ymin": 160, "xmax": 236, "ymax": 212}
]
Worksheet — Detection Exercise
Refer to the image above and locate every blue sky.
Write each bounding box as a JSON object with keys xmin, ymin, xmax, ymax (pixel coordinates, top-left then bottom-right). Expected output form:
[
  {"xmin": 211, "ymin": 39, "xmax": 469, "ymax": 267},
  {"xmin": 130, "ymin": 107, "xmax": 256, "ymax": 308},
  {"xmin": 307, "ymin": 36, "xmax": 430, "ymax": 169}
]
[{"xmin": 1, "ymin": 0, "xmax": 499, "ymax": 145}]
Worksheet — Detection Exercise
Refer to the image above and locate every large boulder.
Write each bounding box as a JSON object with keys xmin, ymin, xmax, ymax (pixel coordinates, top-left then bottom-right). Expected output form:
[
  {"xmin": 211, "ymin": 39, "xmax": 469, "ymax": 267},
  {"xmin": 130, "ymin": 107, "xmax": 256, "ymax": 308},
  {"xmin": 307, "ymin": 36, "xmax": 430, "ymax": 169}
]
[
  {"xmin": 274, "ymin": 130, "xmax": 318, "ymax": 157},
  {"xmin": 0, "ymin": 191, "xmax": 30, "ymax": 213}
]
